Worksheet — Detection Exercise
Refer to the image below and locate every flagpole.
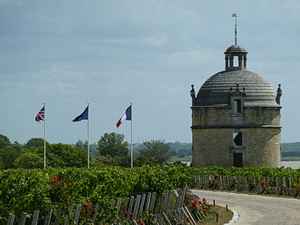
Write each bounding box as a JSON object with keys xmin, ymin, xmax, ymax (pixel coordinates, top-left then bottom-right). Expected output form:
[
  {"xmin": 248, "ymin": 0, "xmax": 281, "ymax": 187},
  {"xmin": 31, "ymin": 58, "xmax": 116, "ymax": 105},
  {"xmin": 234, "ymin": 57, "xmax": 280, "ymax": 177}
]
[
  {"xmin": 130, "ymin": 102, "xmax": 133, "ymax": 168},
  {"xmin": 87, "ymin": 103, "xmax": 90, "ymax": 169},
  {"xmin": 43, "ymin": 103, "xmax": 46, "ymax": 169}
]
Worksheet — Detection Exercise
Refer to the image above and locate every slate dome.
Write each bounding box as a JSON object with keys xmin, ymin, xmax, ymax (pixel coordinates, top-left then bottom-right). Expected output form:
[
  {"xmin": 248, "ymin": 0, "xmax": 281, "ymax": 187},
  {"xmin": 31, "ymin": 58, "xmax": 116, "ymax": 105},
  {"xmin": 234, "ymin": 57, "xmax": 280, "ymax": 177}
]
[
  {"xmin": 196, "ymin": 70, "xmax": 277, "ymax": 107},
  {"xmin": 194, "ymin": 43, "xmax": 278, "ymax": 107}
]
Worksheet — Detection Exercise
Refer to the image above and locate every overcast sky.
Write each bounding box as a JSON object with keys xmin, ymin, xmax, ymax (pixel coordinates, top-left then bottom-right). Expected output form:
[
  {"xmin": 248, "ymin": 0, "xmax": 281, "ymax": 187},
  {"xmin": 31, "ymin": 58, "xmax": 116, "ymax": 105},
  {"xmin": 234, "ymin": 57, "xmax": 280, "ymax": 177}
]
[{"xmin": 0, "ymin": 0, "xmax": 299, "ymax": 144}]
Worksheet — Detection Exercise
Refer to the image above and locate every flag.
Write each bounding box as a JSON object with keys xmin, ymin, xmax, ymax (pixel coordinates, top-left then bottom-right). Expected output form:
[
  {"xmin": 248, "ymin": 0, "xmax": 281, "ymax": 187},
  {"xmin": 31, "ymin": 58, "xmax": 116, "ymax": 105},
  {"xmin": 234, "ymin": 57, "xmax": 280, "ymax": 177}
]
[
  {"xmin": 35, "ymin": 106, "xmax": 45, "ymax": 122},
  {"xmin": 73, "ymin": 106, "xmax": 89, "ymax": 122},
  {"xmin": 116, "ymin": 105, "xmax": 132, "ymax": 128}
]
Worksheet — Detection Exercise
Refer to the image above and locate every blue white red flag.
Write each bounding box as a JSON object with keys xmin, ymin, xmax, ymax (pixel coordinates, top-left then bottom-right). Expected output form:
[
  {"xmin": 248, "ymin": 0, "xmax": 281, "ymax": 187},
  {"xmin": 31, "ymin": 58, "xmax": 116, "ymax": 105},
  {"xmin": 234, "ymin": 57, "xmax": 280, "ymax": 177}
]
[
  {"xmin": 116, "ymin": 105, "xmax": 132, "ymax": 128},
  {"xmin": 35, "ymin": 106, "xmax": 45, "ymax": 122}
]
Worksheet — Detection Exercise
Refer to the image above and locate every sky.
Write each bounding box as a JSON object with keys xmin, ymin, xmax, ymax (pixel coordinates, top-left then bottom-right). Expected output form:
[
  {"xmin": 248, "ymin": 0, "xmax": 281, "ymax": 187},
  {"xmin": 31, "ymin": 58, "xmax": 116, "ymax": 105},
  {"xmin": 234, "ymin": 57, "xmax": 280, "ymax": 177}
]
[{"xmin": 0, "ymin": 0, "xmax": 299, "ymax": 144}]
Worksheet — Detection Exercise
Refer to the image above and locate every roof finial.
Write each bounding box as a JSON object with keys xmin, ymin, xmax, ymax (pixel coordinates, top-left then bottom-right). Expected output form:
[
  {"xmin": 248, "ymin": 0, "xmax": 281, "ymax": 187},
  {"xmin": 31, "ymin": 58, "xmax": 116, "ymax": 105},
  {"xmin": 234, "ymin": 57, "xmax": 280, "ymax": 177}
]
[{"xmin": 232, "ymin": 13, "xmax": 238, "ymax": 46}]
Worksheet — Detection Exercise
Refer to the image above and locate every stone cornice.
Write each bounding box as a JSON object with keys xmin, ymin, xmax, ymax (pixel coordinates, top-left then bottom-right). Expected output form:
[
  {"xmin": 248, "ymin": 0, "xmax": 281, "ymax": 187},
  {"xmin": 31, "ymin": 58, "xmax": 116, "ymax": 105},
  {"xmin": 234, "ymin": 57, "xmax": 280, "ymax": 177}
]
[
  {"xmin": 191, "ymin": 125, "xmax": 281, "ymax": 129},
  {"xmin": 191, "ymin": 105, "xmax": 282, "ymax": 109}
]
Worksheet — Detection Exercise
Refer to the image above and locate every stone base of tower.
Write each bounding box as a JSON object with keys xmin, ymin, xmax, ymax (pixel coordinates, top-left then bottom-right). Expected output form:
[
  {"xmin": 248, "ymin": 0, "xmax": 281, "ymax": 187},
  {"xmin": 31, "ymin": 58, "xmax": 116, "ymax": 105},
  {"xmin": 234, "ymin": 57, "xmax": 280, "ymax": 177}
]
[
  {"xmin": 192, "ymin": 128, "xmax": 281, "ymax": 167},
  {"xmin": 192, "ymin": 129, "xmax": 233, "ymax": 167}
]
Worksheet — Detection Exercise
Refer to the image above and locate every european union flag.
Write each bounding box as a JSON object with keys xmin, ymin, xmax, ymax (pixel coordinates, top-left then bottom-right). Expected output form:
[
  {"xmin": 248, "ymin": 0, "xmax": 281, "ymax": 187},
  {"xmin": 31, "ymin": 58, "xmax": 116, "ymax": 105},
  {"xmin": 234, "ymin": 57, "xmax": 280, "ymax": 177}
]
[{"xmin": 73, "ymin": 106, "xmax": 89, "ymax": 122}]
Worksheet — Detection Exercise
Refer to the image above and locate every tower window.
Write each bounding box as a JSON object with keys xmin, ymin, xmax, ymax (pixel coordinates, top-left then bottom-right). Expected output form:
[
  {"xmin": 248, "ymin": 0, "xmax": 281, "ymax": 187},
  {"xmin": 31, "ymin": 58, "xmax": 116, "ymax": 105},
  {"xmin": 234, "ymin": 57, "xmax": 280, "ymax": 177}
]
[
  {"xmin": 233, "ymin": 131, "xmax": 243, "ymax": 146},
  {"xmin": 233, "ymin": 99, "xmax": 242, "ymax": 113}
]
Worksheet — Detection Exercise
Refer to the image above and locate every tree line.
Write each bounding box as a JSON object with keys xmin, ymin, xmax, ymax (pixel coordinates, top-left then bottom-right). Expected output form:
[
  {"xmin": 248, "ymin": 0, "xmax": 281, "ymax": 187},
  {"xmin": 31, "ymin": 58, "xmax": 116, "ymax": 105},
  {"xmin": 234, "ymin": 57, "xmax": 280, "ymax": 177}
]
[{"xmin": 0, "ymin": 133, "xmax": 180, "ymax": 169}]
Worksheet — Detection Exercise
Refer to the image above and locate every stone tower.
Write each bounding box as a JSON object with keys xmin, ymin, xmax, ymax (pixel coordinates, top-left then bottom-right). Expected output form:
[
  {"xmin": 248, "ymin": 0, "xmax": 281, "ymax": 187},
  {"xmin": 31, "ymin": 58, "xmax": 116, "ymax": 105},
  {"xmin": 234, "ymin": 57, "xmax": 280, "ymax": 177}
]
[{"xmin": 190, "ymin": 20, "xmax": 282, "ymax": 167}]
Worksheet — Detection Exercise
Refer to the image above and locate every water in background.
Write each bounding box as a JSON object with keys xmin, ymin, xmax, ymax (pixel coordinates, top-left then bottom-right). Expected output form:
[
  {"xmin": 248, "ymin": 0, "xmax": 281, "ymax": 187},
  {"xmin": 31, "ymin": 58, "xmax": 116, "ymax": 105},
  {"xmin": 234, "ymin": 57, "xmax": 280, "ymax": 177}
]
[{"xmin": 280, "ymin": 161, "xmax": 300, "ymax": 169}]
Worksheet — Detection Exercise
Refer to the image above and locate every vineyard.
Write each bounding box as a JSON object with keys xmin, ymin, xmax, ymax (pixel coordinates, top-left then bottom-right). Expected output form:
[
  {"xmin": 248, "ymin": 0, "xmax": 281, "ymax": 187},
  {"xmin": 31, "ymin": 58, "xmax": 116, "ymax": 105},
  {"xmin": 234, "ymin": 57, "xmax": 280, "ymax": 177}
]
[
  {"xmin": 1, "ymin": 165, "xmax": 300, "ymax": 223},
  {"xmin": 0, "ymin": 165, "xmax": 191, "ymax": 222},
  {"xmin": 190, "ymin": 166, "xmax": 300, "ymax": 179},
  {"xmin": 190, "ymin": 167, "xmax": 300, "ymax": 197}
]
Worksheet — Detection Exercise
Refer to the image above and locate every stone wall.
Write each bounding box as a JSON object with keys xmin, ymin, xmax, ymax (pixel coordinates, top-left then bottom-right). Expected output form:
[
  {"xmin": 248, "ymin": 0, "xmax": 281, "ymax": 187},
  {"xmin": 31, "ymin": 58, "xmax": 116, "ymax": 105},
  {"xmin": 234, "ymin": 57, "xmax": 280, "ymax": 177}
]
[
  {"xmin": 242, "ymin": 128, "xmax": 281, "ymax": 167},
  {"xmin": 192, "ymin": 128, "xmax": 233, "ymax": 166},
  {"xmin": 192, "ymin": 105, "xmax": 281, "ymax": 167},
  {"xmin": 192, "ymin": 127, "xmax": 280, "ymax": 167},
  {"xmin": 192, "ymin": 106, "xmax": 280, "ymax": 128}
]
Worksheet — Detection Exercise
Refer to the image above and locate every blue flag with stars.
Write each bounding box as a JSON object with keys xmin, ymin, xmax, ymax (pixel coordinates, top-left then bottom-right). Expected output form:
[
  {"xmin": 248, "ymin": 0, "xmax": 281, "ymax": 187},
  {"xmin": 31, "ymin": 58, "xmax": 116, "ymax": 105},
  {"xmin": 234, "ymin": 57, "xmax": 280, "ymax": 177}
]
[{"xmin": 73, "ymin": 106, "xmax": 89, "ymax": 122}]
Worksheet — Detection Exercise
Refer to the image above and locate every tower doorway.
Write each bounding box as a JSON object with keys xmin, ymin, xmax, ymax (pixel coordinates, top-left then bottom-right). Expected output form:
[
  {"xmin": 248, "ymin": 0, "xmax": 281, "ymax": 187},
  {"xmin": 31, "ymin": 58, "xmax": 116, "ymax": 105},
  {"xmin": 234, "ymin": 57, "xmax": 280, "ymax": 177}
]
[{"xmin": 233, "ymin": 152, "xmax": 243, "ymax": 167}]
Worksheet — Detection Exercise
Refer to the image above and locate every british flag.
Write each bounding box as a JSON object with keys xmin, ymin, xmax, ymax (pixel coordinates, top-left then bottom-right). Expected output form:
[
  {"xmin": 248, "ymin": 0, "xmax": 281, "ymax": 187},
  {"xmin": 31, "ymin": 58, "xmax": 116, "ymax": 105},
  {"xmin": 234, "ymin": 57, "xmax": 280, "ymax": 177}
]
[{"xmin": 35, "ymin": 106, "xmax": 45, "ymax": 122}]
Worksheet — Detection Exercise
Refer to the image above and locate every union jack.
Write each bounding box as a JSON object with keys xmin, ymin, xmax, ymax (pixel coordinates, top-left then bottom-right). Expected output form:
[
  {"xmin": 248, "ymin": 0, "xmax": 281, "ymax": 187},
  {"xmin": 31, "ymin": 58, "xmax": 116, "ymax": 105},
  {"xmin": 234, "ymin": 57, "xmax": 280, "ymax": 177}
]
[{"xmin": 35, "ymin": 106, "xmax": 45, "ymax": 122}]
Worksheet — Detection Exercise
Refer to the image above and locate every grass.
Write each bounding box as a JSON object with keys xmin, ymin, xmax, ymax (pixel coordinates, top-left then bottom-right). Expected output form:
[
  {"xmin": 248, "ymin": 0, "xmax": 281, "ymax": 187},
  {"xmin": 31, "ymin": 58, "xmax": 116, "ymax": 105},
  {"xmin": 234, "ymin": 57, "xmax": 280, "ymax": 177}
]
[{"xmin": 200, "ymin": 205, "xmax": 233, "ymax": 225}]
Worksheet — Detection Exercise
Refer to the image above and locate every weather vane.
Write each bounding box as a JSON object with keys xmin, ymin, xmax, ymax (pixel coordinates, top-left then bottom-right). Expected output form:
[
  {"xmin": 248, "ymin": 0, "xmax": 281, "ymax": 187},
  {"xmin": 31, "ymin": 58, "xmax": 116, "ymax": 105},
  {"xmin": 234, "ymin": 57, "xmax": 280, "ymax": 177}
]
[{"xmin": 232, "ymin": 13, "xmax": 238, "ymax": 45}]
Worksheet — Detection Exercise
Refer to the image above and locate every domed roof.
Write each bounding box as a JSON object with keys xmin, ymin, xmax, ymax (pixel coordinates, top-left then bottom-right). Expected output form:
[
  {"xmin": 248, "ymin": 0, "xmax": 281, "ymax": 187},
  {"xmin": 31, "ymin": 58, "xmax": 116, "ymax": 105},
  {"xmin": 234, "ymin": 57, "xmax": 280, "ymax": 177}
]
[
  {"xmin": 196, "ymin": 70, "xmax": 277, "ymax": 107},
  {"xmin": 225, "ymin": 45, "xmax": 247, "ymax": 53}
]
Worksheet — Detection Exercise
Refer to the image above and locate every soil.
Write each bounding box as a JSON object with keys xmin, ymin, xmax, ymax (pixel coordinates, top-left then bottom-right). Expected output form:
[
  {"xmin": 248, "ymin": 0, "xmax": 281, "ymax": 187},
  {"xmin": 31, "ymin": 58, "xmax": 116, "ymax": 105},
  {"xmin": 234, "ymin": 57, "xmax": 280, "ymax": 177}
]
[{"xmin": 199, "ymin": 205, "xmax": 233, "ymax": 225}]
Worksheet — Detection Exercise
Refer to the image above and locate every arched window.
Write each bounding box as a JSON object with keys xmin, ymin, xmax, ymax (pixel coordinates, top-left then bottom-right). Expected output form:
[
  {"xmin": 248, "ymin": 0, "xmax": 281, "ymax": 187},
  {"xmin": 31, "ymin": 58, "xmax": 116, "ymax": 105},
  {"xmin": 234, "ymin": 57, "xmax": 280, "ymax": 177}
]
[{"xmin": 233, "ymin": 130, "xmax": 243, "ymax": 146}]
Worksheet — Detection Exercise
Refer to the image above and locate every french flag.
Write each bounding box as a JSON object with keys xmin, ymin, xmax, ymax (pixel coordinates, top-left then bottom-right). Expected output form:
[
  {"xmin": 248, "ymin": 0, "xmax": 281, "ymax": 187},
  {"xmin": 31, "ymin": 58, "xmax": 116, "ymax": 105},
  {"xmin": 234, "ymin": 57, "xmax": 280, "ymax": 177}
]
[{"xmin": 116, "ymin": 105, "xmax": 132, "ymax": 128}]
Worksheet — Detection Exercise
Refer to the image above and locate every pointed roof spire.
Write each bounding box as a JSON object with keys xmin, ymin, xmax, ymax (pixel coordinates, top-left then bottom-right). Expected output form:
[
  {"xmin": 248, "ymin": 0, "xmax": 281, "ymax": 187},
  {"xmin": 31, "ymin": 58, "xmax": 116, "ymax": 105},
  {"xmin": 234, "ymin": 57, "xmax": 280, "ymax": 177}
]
[{"xmin": 232, "ymin": 13, "xmax": 238, "ymax": 45}]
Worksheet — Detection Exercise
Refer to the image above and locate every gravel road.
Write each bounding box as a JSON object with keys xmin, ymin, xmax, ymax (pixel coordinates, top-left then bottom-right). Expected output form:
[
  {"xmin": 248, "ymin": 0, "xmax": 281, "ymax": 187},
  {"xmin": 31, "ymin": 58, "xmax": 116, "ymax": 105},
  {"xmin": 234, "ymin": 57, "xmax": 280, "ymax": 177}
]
[{"xmin": 192, "ymin": 190, "xmax": 300, "ymax": 225}]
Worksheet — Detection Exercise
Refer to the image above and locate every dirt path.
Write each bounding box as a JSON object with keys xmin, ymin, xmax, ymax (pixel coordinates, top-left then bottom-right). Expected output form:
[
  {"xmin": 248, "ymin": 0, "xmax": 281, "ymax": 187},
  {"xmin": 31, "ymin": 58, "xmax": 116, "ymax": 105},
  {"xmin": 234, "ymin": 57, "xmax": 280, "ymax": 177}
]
[{"xmin": 192, "ymin": 190, "xmax": 300, "ymax": 225}]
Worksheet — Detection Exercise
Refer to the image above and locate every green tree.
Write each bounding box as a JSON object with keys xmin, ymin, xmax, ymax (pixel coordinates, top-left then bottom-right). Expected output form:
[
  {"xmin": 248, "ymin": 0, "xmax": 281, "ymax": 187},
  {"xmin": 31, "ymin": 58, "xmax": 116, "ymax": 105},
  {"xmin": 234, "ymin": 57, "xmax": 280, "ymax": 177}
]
[
  {"xmin": 0, "ymin": 134, "xmax": 10, "ymax": 149},
  {"xmin": 25, "ymin": 138, "xmax": 49, "ymax": 149},
  {"xmin": 75, "ymin": 140, "xmax": 88, "ymax": 151},
  {"xmin": 97, "ymin": 132, "xmax": 129, "ymax": 166},
  {"xmin": 137, "ymin": 140, "xmax": 173, "ymax": 165},
  {"xmin": 13, "ymin": 151, "xmax": 43, "ymax": 168},
  {"xmin": 0, "ymin": 146, "xmax": 21, "ymax": 169},
  {"xmin": 13, "ymin": 140, "xmax": 87, "ymax": 168},
  {"xmin": 48, "ymin": 143, "xmax": 87, "ymax": 167}
]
